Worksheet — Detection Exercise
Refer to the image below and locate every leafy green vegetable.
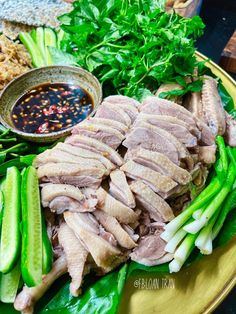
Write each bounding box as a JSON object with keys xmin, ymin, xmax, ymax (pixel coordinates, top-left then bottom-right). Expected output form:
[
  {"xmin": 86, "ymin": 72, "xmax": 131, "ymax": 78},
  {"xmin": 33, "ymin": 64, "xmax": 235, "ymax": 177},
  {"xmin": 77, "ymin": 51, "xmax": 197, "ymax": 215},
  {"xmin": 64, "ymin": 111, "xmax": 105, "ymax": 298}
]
[
  {"xmin": 48, "ymin": 47, "xmax": 77, "ymax": 66},
  {"xmin": 59, "ymin": 0, "xmax": 205, "ymax": 100},
  {"xmin": 40, "ymin": 264, "xmax": 128, "ymax": 314}
]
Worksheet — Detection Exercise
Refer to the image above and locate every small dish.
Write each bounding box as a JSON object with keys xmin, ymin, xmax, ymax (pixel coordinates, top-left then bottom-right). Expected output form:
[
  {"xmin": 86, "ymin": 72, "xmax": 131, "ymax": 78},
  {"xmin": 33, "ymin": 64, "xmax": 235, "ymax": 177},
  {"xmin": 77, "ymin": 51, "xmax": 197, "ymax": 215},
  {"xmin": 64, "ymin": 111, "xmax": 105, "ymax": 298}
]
[{"xmin": 0, "ymin": 66, "xmax": 102, "ymax": 143}]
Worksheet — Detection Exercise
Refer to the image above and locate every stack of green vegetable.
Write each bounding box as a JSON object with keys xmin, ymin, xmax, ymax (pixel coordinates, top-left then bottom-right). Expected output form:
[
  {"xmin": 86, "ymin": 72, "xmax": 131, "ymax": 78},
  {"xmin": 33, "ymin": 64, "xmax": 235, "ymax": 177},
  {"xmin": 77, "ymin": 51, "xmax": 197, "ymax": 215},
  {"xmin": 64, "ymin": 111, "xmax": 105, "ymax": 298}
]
[
  {"xmin": 0, "ymin": 166, "xmax": 53, "ymax": 303},
  {"xmin": 21, "ymin": 0, "xmax": 205, "ymax": 100},
  {"xmin": 161, "ymin": 136, "xmax": 236, "ymax": 272},
  {"xmin": 19, "ymin": 27, "xmax": 76, "ymax": 68}
]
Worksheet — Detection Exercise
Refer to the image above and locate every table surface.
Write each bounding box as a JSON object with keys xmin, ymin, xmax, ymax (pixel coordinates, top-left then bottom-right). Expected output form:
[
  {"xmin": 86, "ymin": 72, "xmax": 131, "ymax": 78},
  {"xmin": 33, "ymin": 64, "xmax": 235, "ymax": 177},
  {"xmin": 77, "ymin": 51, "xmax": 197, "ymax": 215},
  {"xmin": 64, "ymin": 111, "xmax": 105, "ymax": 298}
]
[{"xmin": 197, "ymin": 0, "xmax": 236, "ymax": 313}]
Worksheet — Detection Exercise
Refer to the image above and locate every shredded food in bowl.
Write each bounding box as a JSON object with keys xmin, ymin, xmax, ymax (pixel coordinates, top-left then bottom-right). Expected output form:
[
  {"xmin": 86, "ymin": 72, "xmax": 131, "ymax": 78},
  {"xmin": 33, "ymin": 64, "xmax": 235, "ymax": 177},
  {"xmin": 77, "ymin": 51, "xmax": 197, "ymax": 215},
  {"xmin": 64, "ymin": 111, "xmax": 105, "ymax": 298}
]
[{"xmin": 0, "ymin": 34, "xmax": 32, "ymax": 91}]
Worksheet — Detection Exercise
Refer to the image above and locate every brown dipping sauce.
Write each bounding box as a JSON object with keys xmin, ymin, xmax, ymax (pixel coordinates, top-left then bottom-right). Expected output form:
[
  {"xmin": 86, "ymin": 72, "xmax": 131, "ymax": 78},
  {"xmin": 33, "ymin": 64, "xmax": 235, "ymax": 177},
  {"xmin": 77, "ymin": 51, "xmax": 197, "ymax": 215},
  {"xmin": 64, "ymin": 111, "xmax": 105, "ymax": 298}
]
[{"xmin": 11, "ymin": 83, "xmax": 94, "ymax": 134}]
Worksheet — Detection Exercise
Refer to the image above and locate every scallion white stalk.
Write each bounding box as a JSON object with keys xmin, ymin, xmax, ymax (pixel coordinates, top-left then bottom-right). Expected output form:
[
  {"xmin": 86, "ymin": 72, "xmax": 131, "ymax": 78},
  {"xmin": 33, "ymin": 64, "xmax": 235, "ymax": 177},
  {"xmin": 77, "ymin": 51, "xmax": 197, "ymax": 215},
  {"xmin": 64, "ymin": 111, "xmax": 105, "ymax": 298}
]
[
  {"xmin": 164, "ymin": 228, "xmax": 187, "ymax": 253},
  {"xmin": 174, "ymin": 233, "xmax": 197, "ymax": 264}
]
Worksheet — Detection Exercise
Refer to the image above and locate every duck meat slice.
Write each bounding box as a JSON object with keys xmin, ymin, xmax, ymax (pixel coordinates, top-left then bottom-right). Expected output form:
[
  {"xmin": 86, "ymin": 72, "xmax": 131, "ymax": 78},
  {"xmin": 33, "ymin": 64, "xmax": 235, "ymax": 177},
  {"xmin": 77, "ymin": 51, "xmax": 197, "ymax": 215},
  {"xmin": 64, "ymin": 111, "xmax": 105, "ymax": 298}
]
[
  {"xmin": 224, "ymin": 112, "xmax": 236, "ymax": 147},
  {"xmin": 71, "ymin": 121, "xmax": 124, "ymax": 149},
  {"xmin": 130, "ymin": 230, "xmax": 173, "ymax": 266},
  {"xmin": 123, "ymin": 126, "xmax": 179, "ymax": 165},
  {"xmin": 14, "ymin": 256, "xmax": 67, "ymax": 314},
  {"xmin": 135, "ymin": 113, "xmax": 198, "ymax": 147},
  {"xmin": 55, "ymin": 142, "xmax": 115, "ymax": 172},
  {"xmin": 141, "ymin": 96, "xmax": 197, "ymax": 129},
  {"xmin": 96, "ymin": 187, "xmax": 138, "ymax": 224},
  {"xmin": 33, "ymin": 148, "xmax": 107, "ymax": 173},
  {"xmin": 104, "ymin": 95, "xmax": 141, "ymax": 109},
  {"xmin": 130, "ymin": 180, "xmax": 174, "ymax": 221},
  {"xmin": 201, "ymin": 75, "xmax": 226, "ymax": 135},
  {"xmin": 41, "ymin": 184, "xmax": 97, "ymax": 213},
  {"xmin": 58, "ymin": 223, "xmax": 88, "ymax": 297},
  {"xmin": 64, "ymin": 212, "xmax": 125, "ymax": 273},
  {"xmin": 195, "ymin": 118, "xmax": 216, "ymax": 146},
  {"xmin": 105, "ymin": 101, "xmax": 139, "ymax": 123},
  {"xmin": 65, "ymin": 135, "xmax": 123, "ymax": 166},
  {"xmin": 95, "ymin": 101, "xmax": 131, "ymax": 126},
  {"xmin": 198, "ymin": 146, "xmax": 216, "ymax": 164},
  {"xmin": 37, "ymin": 163, "xmax": 105, "ymax": 188},
  {"xmin": 121, "ymin": 160, "xmax": 177, "ymax": 194},
  {"xmin": 109, "ymin": 169, "xmax": 136, "ymax": 208},
  {"xmin": 82, "ymin": 117, "xmax": 129, "ymax": 135},
  {"xmin": 184, "ymin": 91, "xmax": 204, "ymax": 120},
  {"xmin": 93, "ymin": 210, "xmax": 137, "ymax": 249},
  {"xmin": 127, "ymin": 147, "xmax": 192, "ymax": 185}
]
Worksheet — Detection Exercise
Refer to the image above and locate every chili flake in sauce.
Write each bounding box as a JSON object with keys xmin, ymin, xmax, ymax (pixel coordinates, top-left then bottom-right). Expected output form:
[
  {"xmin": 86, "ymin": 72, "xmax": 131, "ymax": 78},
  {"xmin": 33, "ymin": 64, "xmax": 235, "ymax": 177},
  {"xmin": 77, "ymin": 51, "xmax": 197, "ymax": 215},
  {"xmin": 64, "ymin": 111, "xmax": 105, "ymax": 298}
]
[{"xmin": 11, "ymin": 83, "xmax": 94, "ymax": 134}]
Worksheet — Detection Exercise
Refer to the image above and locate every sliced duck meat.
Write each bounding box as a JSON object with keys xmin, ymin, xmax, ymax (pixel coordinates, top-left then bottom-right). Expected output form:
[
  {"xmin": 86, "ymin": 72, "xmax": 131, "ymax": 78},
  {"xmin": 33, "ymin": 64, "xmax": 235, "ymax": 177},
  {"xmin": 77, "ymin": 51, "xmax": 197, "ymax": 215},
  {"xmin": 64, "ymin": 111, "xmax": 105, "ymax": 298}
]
[
  {"xmin": 184, "ymin": 91, "xmax": 204, "ymax": 120},
  {"xmin": 122, "ymin": 224, "xmax": 139, "ymax": 242},
  {"xmin": 201, "ymin": 75, "xmax": 226, "ymax": 135},
  {"xmin": 55, "ymin": 142, "xmax": 115, "ymax": 172},
  {"xmin": 41, "ymin": 184, "xmax": 97, "ymax": 213},
  {"xmin": 64, "ymin": 212, "xmax": 125, "ymax": 273},
  {"xmin": 224, "ymin": 112, "xmax": 236, "ymax": 147},
  {"xmin": 41, "ymin": 184, "xmax": 85, "ymax": 207},
  {"xmin": 37, "ymin": 163, "xmax": 105, "ymax": 188},
  {"xmin": 65, "ymin": 135, "xmax": 123, "ymax": 166},
  {"xmin": 126, "ymin": 147, "xmax": 192, "ymax": 185},
  {"xmin": 49, "ymin": 195, "xmax": 96, "ymax": 214},
  {"xmin": 33, "ymin": 149, "xmax": 107, "ymax": 173},
  {"xmin": 96, "ymin": 187, "xmax": 138, "ymax": 224},
  {"xmin": 123, "ymin": 125, "xmax": 179, "ymax": 165},
  {"xmin": 195, "ymin": 119, "xmax": 216, "ymax": 146},
  {"xmin": 130, "ymin": 231, "xmax": 173, "ymax": 266},
  {"xmin": 105, "ymin": 101, "xmax": 139, "ymax": 123},
  {"xmin": 141, "ymin": 96, "xmax": 197, "ymax": 129},
  {"xmin": 109, "ymin": 169, "xmax": 136, "ymax": 208},
  {"xmin": 121, "ymin": 160, "xmax": 178, "ymax": 194},
  {"xmin": 82, "ymin": 117, "xmax": 129, "ymax": 135},
  {"xmin": 71, "ymin": 121, "xmax": 124, "ymax": 149},
  {"xmin": 198, "ymin": 146, "xmax": 216, "ymax": 164},
  {"xmin": 14, "ymin": 256, "xmax": 67, "ymax": 314},
  {"xmin": 95, "ymin": 101, "xmax": 132, "ymax": 126},
  {"xmin": 135, "ymin": 113, "xmax": 198, "ymax": 147},
  {"xmin": 130, "ymin": 180, "xmax": 174, "ymax": 221},
  {"xmin": 58, "ymin": 223, "xmax": 88, "ymax": 297},
  {"xmin": 94, "ymin": 210, "xmax": 137, "ymax": 249},
  {"xmin": 104, "ymin": 95, "xmax": 141, "ymax": 109}
]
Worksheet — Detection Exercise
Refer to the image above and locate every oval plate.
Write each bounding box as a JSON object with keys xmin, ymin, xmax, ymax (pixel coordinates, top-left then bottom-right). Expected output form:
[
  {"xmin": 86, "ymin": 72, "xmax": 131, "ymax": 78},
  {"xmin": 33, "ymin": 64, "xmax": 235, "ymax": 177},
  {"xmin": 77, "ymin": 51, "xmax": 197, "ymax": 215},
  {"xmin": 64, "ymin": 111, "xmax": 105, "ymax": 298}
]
[{"xmin": 118, "ymin": 52, "xmax": 236, "ymax": 314}]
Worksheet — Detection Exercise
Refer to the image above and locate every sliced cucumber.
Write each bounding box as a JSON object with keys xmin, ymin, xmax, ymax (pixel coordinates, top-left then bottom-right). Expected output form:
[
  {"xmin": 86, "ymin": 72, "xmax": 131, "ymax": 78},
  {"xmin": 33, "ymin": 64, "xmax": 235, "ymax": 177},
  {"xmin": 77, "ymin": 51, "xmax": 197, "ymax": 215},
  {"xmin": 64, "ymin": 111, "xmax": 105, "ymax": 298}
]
[
  {"xmin": 57, "ymin": 29, "xmax": 65, "ymax": 49},
  {"xmin": 42, "ymin": 215, "xmax": 53, "ymax": 274},
  {"xmin": 0, "ymin": 260, "xmax": 21, "ymax": 303},
  {"xmin": 44, "ymin": 28, "xmax": 57, "ymax": 65},
  {"xmin": 0, "ymin": 191, "xmax": 4, "ymax": 230},
  {"xmin": 21, "ymin": 166, "xmax": 42, "ymax": 287},
  {"xmin": 19, "ymin": 32, "xmax": 45, "ymax": 68},
  {"xmin": 0, "ymin": 167, "xmax": 21, "ymax": 273},
  {"xmin": 36, "ymin": 27, "xmax": 47, "ymax": 64}
]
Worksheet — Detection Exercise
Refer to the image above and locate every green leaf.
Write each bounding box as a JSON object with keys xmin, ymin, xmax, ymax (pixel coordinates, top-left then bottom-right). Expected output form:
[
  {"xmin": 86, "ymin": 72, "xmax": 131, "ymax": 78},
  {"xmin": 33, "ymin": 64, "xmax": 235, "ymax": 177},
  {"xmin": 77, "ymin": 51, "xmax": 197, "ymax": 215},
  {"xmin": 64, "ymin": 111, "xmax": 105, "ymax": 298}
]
[
  {"xmin": 48, "ymin": 47, "xmax": 77, "ymax": 66},
  {"xmin": 41, "ymin": 264, "xmax": 128, "ymax": 314}
]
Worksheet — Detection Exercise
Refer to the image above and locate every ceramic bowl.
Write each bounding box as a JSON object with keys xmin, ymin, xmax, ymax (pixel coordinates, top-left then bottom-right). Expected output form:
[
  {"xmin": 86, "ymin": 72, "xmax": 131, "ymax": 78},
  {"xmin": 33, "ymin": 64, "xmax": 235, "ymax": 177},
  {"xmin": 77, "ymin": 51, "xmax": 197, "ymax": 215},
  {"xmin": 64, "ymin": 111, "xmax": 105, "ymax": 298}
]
[{"xmin": 0, "ymin": 66, "xmax": 102, "ymax": 143}]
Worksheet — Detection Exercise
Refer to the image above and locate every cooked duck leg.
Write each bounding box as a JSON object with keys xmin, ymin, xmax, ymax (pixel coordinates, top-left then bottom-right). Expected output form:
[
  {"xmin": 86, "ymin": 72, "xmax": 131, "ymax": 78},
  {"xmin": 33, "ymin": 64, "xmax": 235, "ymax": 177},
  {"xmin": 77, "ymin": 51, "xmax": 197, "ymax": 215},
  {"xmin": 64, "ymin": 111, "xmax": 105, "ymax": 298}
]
[
  {"xmin": 14, "ymin": 256, "xmax": 67, "ymax": 314},
  {"xmin": 201, "ymin": 75, "xmax": 226, "ymax": 135},
  {"xmin": 109, "ymin": 169, "xmax": 136, "ymax": 208},
  {"xmin": 96, "ymin": 187, "xmax": 138, "ymax": 224},
  {"xmin": 58, "ymin": 223, "xmax": 88, "ymax": 297}
]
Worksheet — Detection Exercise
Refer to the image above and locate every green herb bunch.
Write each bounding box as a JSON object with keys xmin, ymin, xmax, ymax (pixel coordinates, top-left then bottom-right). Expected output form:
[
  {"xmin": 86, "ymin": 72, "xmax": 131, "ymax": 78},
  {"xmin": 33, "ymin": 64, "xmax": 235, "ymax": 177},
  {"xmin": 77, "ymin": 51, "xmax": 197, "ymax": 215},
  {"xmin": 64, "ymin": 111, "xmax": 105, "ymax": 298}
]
[{"xmin": 59, "ymin": 0, "xmax": 205, "ymax": 100}]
